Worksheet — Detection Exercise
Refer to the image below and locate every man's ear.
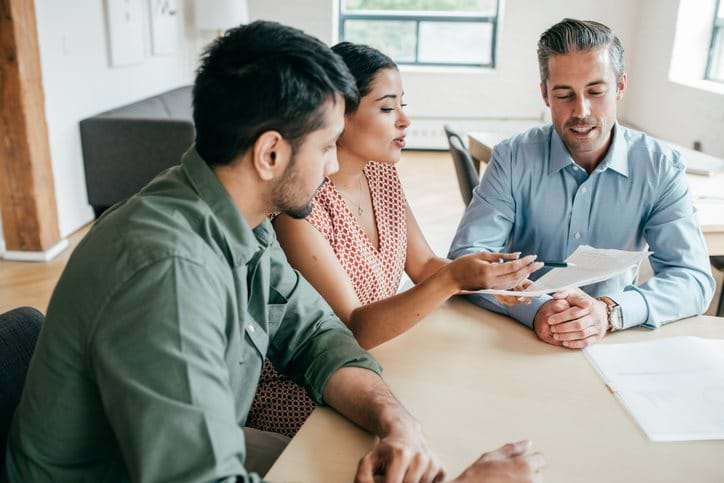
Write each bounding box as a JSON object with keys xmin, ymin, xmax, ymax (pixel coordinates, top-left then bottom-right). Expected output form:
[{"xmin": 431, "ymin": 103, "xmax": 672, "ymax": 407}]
[
  {"xmin": 616, "ymin": 72, "xmax": 627, "ymax": 101},
  {"xmin": 540, "ymin": 81, "xmax": 550, "ymax": 107},
  {"xmin": 251, "ymin": 131, "xmax": 292, "ymax": 181}
]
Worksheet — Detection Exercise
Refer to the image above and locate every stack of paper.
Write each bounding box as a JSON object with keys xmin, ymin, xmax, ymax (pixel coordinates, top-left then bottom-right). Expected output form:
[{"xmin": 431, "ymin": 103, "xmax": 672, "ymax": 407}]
[
  {"xmin": 475, "ymin": 245, "xmax": 651, "ymax": 297},
  {"xmin": 584, "ymin": 337, "xmax": 724, "ymax": 442}
]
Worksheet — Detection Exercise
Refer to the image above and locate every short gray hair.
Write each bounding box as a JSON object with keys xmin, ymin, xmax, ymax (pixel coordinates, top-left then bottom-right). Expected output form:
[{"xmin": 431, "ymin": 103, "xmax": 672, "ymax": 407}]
[{"xmin": 537, "ymin": 18, "xmax": 625, "ymax": 84}]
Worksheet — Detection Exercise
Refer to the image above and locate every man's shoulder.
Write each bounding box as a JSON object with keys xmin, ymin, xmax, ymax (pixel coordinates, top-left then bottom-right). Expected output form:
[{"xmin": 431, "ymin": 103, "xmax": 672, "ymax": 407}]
[
  {"xmin": 490, "ymin": 124, "xmax": 551, "ymax": 169},
  {"xmin": 620, "ymin": 125, "xmax": 685, "ymax": 173},
  {"xmin": 498, "ymin": 124, "xmax": 552, "ymax": 150},
  {"xmin": 61, "ymin": 186, "xmax": 229, "ymax": 311},
  {"xmin": 96, "ymin": 195, "xmax": 222, "ymax": 268}
]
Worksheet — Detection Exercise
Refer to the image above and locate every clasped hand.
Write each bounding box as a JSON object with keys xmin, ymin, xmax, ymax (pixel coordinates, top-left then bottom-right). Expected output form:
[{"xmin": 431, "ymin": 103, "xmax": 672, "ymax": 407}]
[{"xmin": 533, "ymin": 288, "xmax": 609, "ymax": 349}]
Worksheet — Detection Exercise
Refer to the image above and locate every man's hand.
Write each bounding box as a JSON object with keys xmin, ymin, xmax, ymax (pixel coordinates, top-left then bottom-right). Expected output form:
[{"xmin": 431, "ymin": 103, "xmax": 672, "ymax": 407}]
[
  {"xmin": 546, "ymin": 288, "xmax": 609, "ymax": 349},
  {"xmin": 355, "ymin": 418, "xmax": 445, "ymax": 483},
  {"xmin": 324, "ymin": 367, "xmax": 444, "ymax": 483},
  {"xmin": 532, "ymin": 298, "xmax": 571, "ymax": 346},
  {"xmin": 450, "ymin": 441, "xmax": 545, "ymax": 483},
  {"xmin": 494, "ymin": 279, "xmax": 534, "ymax": 306}
]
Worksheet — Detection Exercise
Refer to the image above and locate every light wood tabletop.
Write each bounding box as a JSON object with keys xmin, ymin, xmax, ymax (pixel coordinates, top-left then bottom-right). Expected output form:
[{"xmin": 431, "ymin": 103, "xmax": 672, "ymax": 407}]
[
  {"xmin": 467, "ymin": 131, "xmax": 724, "ymax": 257},
  {"xmin": 266, "ymin": 299, "xmax": 724, "ymax": 483}
]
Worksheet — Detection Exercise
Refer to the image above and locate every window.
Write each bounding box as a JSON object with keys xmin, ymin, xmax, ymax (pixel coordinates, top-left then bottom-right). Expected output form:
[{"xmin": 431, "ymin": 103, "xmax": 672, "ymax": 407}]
[
  {"xmin": 338, "ymin": 0, "xmax": 500, "ymax": 68},
  {"xmin": 706, "ymin": 0, "xmax": 724, "ymax": 81}
]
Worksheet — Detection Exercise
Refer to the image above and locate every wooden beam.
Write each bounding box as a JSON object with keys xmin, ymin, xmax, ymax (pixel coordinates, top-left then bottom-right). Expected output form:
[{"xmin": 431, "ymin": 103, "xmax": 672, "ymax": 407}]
[{"xmin": 0, "ymin": 0, "xmax": 61, "ymax": 252}]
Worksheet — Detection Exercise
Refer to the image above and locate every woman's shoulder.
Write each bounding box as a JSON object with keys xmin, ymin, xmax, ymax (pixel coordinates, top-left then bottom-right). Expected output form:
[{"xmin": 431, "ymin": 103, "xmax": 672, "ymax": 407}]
[
  {"xmin": 366, "ymin": 160, "xmax": 401, "ymax": 179},
  {"xmin": 304, "ymin": 179, "xmax": 336, "ymax": 241},
  {"xmin": 366, "ymin": 161, "xmax": 406, "ymax": 207}
]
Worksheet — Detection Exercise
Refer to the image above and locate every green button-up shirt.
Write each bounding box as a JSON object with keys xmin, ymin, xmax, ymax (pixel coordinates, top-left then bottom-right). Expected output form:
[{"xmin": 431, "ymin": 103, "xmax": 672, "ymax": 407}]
[{"xmin": 6, "ymin": 147, "xmax": 382, "ymax": 483}]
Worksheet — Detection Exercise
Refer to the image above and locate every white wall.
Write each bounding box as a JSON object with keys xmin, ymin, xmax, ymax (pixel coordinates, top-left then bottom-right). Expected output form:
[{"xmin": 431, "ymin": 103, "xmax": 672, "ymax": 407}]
[
  {"xmin": 249, "ymin": 0, "xmax": 337, "ymax": 45},
  {"xmin": 246, "ymin": 0, "xmax": 643, "ymax": 121},
  {"xmin": 624, "ymin": 0, "xmax": 724, "ymax": 157},
  {"xmin": 9, "ymin": 0, "xmax": 720, "ymax": 248},
  {"xmin": 34, "ymin": 0, "xmax": 197, "ymax": 238}
]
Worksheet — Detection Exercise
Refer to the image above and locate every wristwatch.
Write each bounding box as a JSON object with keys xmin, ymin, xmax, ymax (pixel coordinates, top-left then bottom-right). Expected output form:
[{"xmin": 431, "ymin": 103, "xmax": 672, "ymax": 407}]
[{"xmin": 599, "ymin": 296, "xmax": 623, "ymax": 332}]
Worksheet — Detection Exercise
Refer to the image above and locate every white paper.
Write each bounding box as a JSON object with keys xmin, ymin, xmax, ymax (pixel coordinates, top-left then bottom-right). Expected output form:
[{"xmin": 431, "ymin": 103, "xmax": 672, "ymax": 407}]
[
  {"xmin": 473, "ymin": 245, "xmax": 651, "ymax": 296},
  {"xmin": 584, "ymin": 337, "xmax": 724, "ymax": 441}
]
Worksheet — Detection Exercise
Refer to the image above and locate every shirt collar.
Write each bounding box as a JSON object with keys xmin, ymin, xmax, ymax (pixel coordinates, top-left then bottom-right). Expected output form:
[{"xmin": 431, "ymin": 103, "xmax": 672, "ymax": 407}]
[
  {"xmin": 181, "ymin": 145, "xmax": 274, "ymax": 267},
  {"xmin": 548, "ymin": 122, "xmax": 629, "ymax": 178}
]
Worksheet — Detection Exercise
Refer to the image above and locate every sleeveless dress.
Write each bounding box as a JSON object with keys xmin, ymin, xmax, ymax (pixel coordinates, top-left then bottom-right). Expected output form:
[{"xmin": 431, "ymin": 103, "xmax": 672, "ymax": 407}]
[{"xmin": 246, "ymin": 161, "xmax": 408, "ymax": 437}]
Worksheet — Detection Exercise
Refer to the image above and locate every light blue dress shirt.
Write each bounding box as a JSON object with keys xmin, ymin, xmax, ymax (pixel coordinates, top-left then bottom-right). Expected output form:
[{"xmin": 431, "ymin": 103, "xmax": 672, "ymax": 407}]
[{"xmin": 449, "ymin": 123, "xmax": 715, "ymax": 329}]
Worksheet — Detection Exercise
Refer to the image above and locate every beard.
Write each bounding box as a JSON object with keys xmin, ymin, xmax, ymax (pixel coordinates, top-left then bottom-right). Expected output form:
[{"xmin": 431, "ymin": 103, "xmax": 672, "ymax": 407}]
[
  {"xmin": 281, "ymin": 198, "xmax": 314, "ymax": 220},
  {"xmin": 271, "ymin": 156, "xmax": 323, "ymax": 220}
]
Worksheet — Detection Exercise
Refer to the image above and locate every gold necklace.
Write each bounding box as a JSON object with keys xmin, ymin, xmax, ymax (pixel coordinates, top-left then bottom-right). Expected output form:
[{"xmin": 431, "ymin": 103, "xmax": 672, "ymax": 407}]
[{"xmin": 339, "ymin": 176, "xmax": 364, "ymax": 216}]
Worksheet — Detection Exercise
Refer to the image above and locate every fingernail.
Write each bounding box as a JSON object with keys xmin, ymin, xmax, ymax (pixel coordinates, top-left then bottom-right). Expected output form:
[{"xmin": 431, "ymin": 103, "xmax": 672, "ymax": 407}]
[{"xmin": 516, "ymin": 440, "xmax": 532, "ymax": 451}]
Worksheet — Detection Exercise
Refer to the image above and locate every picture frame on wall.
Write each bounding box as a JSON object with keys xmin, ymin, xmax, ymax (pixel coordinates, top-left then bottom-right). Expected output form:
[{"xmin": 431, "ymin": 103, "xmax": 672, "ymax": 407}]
[
  {"xmin": 149, "ymin": 0, "xmax": 180, "ymax": 56},
  {"xmin": 104, "ymin": 0, "xmax": 145, "ymax": 67}
]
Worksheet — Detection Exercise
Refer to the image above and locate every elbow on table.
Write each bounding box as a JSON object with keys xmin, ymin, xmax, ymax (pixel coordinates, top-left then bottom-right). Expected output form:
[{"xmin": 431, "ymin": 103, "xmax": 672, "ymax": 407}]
[{"xmin": 697, "ymin": 270, "xmax": 717, "ymax": 314}]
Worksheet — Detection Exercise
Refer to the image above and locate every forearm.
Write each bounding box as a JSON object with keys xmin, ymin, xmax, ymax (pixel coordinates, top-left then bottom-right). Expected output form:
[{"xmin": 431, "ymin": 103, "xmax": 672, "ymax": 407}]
[
  {"xmin": 613, "ymin": 268, "xmax": 715, "ymax": 329},
  {"xmin": 349, "ymin": 266, "xmax": 458, "ymax": 349},
  {"xmin": 409, "ymin": 256, "xmax": 449, "ymax": 284},
  {"xmin": 322, "ymin": 366, "xmax": 417, "ymax": 437}
]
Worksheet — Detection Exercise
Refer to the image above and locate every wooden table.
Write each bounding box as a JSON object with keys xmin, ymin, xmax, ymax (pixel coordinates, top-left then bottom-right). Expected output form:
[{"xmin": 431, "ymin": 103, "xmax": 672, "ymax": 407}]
[
  {"xmin": 468, "ymin": 131, "xmax": 724, "ymax": 256},
  {"xmin": 266, "ymin": 300, "xmax": 724, "ymax": 482}
]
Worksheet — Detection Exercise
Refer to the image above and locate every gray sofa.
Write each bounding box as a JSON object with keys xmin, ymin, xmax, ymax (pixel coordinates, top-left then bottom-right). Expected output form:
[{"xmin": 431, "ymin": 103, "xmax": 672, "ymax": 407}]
[{"xmin": 80, "ymin": 86, "xmax": 195, "ymax": 217}]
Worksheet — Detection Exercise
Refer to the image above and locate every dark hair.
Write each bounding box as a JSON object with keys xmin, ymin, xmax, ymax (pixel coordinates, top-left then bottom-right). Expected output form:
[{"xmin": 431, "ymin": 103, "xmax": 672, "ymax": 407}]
[
  {"xmin": 537, "ymin": 18, "xmax": 624, "ymax": 84},
  {"xmin": 193, "ymin": 21, "xmax": 359, "ymax": 166},
  {"xmin": 331, "ymin": 42, "xmax": 397, "ymax": 114}
]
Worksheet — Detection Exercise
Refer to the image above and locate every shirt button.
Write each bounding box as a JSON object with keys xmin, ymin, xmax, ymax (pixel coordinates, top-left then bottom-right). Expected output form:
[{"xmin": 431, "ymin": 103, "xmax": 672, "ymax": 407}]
[
  {"xmin": 248, "ymin": 325, "xmax": 255, "ymax": 333},
  {"xmin": 581, "ymin": 187, "xmax": 588, "ymax": 194},
  {"xmin": 574, "ymin": 232, "xmax": 582, "ymax": 239}
]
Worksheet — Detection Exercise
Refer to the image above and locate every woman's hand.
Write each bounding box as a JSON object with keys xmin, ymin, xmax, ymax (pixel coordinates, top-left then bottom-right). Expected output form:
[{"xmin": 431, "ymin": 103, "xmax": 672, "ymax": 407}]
[{"xmin": 446, "ymin": 252, "xmax": 543, "ymax": 292}]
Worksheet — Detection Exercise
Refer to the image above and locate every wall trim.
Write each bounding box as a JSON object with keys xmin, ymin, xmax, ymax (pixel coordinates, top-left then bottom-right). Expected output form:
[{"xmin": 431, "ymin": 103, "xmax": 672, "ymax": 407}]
[
  {"xmin": 406, "ymin": 115, "xmax": 544, "ymax": 150},
  {"xmin": 2, "ymin": 238, "xmax": 69, "ymax": 262}
]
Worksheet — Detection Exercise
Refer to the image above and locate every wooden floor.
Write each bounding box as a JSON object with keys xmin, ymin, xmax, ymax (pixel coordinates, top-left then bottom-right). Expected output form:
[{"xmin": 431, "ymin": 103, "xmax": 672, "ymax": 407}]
[
  {"xmin": 0, "ymin": 225, "xmax": 90, "ymax": 314},
  {"xmin": 1, "ymin": 150, "xmax": 721, "ymax": 315}
]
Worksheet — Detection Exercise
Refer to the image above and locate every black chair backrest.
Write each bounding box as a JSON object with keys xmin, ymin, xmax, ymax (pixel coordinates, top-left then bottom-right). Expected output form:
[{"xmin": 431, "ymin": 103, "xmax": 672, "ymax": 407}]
[
  {"xmin": 0, "ymin": 307, "xmax": 43, "ymax": 469},
  {"xmin": 444, "ymin": 125, "xmax": 479, "ymax": 206},
  {"xmin": 711, "ymin": 256, "xmax": 724, "ymax": 317}
]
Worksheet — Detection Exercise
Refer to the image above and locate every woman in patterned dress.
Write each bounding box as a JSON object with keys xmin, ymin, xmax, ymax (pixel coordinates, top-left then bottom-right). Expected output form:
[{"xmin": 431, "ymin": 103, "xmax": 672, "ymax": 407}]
[{"xmin": 247, "ymin": 43, "xmax": 543, "ymax": 437}]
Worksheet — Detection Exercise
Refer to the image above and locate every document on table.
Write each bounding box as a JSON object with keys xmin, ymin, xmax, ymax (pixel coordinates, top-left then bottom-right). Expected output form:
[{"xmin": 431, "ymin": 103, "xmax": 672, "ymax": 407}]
[
  {"xmin": 473, "ymin": 245, "xmax": 651, "ymax": 296},
  {"xmin": 584, "ymin": 337, "xmax": 724, "ymax": 442}
]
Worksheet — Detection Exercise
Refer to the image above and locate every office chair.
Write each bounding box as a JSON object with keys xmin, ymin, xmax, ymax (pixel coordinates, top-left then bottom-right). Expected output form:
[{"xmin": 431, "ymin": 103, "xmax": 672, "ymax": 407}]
[
  {"xmin": 0, "ymin": 307, "xmax": 43, "ymax": 469},
  {"xmin": 711, "ymin": 257, "xmax": 724, "ymax": 317},
  {"xmin": 444, "ymin": 124, "xmax": 479, "ymax": 206}
]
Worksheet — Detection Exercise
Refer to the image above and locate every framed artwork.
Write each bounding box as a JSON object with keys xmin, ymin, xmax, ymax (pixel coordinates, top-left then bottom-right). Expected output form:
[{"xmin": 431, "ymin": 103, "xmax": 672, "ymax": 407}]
[
  {"xmin": 149, "ymin": 0, "xmax": 179, "ymax": 56},
  {"xmin": 105, "ymin": 0, "xmax": 145, "ymax": 67}
]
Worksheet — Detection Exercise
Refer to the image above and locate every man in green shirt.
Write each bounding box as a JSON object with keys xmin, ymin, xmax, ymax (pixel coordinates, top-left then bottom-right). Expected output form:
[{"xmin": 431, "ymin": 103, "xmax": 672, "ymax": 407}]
[{"xmin": 5, "ymin": 21, "xmax": 544, "ymax": 483}]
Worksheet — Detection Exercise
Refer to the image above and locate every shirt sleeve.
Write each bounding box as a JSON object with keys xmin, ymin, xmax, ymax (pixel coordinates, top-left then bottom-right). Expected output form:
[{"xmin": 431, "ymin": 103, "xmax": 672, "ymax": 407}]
[
  {"xmin": 89, "ymin": 257, "xmax": 264, "ymax": 483},
  {"xmin": 448, "ymin": 142, "xmax": 546, "ymax": 328},
  {"xmin": 610, "ymin": 152, "xmax": 716, "ymax": 329},
  {"xmin": 265, "ymin": 239, "xmax": 383, "ymax": 405}
]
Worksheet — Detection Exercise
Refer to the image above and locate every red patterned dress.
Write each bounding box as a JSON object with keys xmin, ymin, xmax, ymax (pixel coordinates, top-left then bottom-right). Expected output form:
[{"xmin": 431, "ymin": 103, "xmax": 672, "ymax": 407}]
[{"xmin": 246, "ymin": 161, "xmax": 408, "ymax": 437}]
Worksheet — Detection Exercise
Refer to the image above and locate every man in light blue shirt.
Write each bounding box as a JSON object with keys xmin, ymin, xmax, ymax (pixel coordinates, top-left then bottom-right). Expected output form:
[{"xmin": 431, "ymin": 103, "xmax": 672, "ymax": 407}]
[{"xmin": 449, "ymin": 18, "xmax": 715, "ymax": 349}]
